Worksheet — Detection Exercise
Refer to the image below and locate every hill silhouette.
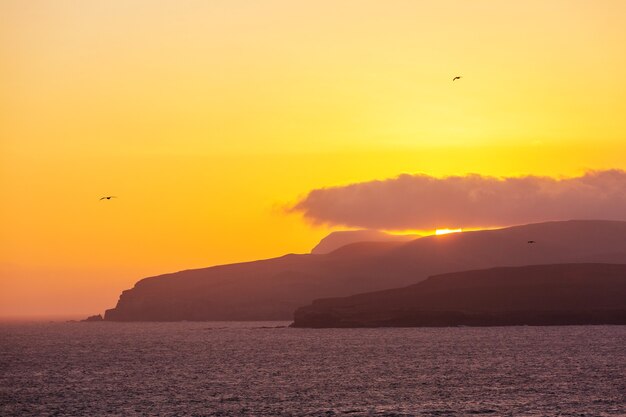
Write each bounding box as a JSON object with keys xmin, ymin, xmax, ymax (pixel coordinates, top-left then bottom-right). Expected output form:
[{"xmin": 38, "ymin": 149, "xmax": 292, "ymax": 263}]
[
  {"xmin": 311, "ymin": 230, "xmax": 418, "ymax": 254},
  {"xmin": 292, "ymin": 263, "xmax": 626, "ymax": 327},
  {"xmin": 104, "ymin": 220, "xmax": 626, "ymax": 321}
]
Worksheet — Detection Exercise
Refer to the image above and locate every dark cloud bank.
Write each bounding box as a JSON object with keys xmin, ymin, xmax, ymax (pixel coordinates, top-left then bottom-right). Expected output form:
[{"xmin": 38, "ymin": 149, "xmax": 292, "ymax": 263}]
[{"xmin": 292, "ymin": 170, "xmax": 626, "ymax": 230}]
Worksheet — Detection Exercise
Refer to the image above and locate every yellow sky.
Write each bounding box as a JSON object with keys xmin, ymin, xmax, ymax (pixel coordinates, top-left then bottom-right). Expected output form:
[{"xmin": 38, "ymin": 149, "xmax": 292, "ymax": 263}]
[{"xmin": 1, "ymin": 0, "xmax": 626, "ymax": 317}]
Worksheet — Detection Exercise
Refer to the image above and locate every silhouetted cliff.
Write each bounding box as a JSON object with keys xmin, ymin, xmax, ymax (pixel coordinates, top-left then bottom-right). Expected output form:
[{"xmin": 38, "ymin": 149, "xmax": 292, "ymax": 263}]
[
  {"xmin": 292, "ymin": 264, "xmax": 626, "ymax": 327},
  {"xmin": 105, "ymin": 220, "xmax": 626, "ymax": 321}
]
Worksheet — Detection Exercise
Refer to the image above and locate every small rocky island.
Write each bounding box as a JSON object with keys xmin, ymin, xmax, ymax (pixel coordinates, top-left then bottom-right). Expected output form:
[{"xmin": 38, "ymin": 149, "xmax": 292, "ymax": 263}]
[
  {"xmin": 82, "ymin": 314, "xmax": 103, "ymax": 322},
  {"xmin": 291, "ymin": 263, "xmax": 626, "ymax": 328}
]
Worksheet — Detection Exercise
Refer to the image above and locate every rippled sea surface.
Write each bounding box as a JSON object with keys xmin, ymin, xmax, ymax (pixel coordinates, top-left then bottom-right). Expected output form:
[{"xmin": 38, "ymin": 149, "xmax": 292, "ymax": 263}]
[{"xmin": 1, "ymin": 323, "xmax": 625, "ymax": 416}]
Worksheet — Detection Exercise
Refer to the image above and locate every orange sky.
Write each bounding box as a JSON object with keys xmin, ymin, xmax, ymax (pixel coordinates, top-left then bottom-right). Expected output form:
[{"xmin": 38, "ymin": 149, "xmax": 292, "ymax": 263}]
[{"xmin": 2, "ymin": 0, "xmax": 626, "ymax": 317}]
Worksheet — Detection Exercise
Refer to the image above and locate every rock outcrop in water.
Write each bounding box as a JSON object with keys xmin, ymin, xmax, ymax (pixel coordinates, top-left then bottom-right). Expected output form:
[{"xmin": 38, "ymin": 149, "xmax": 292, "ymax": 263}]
[
  {"xmin": 104, "ymin": 220, "xmax": 626, "ymax": 321},
  {"xmin": 292, "ymin": 264, "xmax": 626, "ymax": 327},
  {"xmin": 82, "ymin": 314, "xmax": 103, "ymax": 322}
]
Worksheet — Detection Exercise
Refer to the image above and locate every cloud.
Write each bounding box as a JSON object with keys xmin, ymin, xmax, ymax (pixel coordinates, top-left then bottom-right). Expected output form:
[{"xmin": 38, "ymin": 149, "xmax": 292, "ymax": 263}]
[{"xmin": 291, "ymin": 170, "xmax": 626, "ymax": 230}]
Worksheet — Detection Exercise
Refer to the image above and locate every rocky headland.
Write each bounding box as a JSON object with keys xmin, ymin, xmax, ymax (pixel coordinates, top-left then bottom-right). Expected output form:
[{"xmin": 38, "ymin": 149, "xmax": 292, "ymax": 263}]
[{"xmin": 103, "ymin": 220, "xmax": 626, "ymax": 321}]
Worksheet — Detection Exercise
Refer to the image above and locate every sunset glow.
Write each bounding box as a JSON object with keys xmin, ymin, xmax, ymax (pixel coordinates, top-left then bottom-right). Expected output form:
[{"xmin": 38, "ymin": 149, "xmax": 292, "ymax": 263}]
[{"xmin": 2, "ymin": 0, "xmax": 626, "ymax": 317}]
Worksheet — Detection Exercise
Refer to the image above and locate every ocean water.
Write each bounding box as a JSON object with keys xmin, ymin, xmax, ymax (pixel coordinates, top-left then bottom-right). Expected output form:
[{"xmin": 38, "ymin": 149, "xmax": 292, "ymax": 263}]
[{"xmin": 1, "ymin": 322, "xmax": 625, "ymax": 416}]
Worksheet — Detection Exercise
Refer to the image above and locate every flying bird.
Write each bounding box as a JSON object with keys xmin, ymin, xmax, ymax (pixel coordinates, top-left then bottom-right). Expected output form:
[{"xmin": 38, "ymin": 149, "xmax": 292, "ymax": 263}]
[
  {"xmin": 527, "ymin": 240, "xmax": 536, "ymax": 244},
  {"xmin": 452, "ymin": 76, "xmax": 462, "ymax": 81},
  {"xmin": 100, "ymin": 196, "xmax": 117, "ymax": 200}
]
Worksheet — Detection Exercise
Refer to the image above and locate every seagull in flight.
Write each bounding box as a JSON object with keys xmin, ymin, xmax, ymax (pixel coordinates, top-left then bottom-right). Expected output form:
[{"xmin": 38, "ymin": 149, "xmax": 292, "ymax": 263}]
[
  {"xmin": 100, "ymin": 196, "xmax": 117, "ymax": 200},
  {"xmin": 452, "ymin": 76, "xmax": 462, "ymax": 81}
]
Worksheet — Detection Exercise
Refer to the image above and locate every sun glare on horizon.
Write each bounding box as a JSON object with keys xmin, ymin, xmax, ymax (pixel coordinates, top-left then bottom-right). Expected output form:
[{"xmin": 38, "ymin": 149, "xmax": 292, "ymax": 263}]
[{"xmin": 435, "ymin": 228, "xmax": 463, "ymax": 236}]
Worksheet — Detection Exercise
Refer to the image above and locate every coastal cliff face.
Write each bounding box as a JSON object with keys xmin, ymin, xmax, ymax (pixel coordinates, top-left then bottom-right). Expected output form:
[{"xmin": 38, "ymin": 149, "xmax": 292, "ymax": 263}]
[
  {"xmin": 104, "ymin": 220, "xmax": 626, "ymax": 321},
  {"xmin": 292, "ymin": 263, "xmax": 626, "ymax": 328}
]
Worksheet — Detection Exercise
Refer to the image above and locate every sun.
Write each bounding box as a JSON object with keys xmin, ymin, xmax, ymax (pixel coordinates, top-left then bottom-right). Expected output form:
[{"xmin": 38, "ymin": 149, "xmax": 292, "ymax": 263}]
[{"xmin": 435, "ymin": 228, "xmax": 463, "ymax": 236}]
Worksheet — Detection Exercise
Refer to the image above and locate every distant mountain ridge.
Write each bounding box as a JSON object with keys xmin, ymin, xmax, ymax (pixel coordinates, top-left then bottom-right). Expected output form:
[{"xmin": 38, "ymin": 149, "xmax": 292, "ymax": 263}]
[
  {"xmin": 292, "ymin": 263, "xmax": 626, "ymax": 327},
  {"xmin": 311, "ymin": 230, "xmax": 419, "ymax": 254},
  {"xmin": 104, "ymin": 220, "xmax": 626, "ymax": 321}
]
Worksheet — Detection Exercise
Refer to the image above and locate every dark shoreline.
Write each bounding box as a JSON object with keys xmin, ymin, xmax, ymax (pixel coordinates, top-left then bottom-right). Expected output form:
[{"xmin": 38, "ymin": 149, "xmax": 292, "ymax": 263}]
[{"xmin": 290, "ymin": 309, "xmax": 626, "ymax": 328}]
